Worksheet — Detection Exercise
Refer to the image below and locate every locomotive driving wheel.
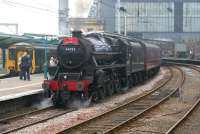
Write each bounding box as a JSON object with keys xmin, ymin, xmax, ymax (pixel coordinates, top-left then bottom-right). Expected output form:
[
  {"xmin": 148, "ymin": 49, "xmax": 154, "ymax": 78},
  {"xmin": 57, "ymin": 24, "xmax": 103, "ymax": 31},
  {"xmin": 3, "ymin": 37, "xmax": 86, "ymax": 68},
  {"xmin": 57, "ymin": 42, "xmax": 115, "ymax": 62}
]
[
  {"xmin": 91, "ymin": 90, "xmax": 99, "ymax": 102},
  {"xmin": 106, "ymin": 82, "xmax": 114, "ymax": 96},
  {"xmin": 91, "ymin": 86, "xmax": 106, "ymax": 102},
  {"xmin": 98, "ymin": 87, "xmax": 106, "ymax": 100},
  {"xmin": 114, "ymin": 79, "xmax": 121, "ymax": 93},
  {"xmin": 128, "ymin": 76, "xmax": 133, "ymax": 88},
  {"xmin": 80, "ymin": 91, "xmax": 89, "ymax": 101}
]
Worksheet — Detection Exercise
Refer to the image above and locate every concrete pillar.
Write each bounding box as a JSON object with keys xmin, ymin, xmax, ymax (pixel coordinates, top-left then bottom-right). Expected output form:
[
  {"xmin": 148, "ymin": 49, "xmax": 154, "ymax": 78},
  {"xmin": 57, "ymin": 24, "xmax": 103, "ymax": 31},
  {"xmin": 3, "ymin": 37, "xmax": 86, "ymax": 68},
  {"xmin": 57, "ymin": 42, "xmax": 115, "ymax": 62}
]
[
  {"xmin": 2, "ymin": 48, "xmax": 6, "ymax": 68},
  {"xmin": 59, "ymin": 0, "xmax": 69, "ymax": 35},
  {"xmin": 174, "ymin": 0, "xmax": 183, "ymax": 32}
]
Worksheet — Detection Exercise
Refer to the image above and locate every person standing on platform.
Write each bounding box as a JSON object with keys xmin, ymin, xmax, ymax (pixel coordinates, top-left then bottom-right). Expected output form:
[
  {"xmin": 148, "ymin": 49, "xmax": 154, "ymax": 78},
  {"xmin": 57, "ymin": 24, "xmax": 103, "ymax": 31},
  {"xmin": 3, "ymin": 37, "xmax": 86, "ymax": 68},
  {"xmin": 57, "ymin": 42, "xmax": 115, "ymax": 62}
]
[
  {"xmin": 21, "ymin": 52, "xmax": 32, "ymax": 81},
  {"xmin": 18, "ymin": 54, "xmax": 23, "ymax": 80},
  {"xmin": 26, "ymin": 53, "xmax": 32, "ymax": 80},
  {"xmin": 21, "ymin": 52, "xmax": 26, "ymax": 80}
]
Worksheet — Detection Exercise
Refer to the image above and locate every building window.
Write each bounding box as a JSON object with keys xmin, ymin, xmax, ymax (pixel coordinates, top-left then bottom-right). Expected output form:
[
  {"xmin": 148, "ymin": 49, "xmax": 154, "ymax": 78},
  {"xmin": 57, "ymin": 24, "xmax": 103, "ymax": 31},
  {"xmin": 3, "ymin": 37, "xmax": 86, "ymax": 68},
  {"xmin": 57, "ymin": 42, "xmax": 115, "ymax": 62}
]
[
  {"xmin": 183, "ymin": 2, "xmax": 200, "ymax": 32},
  {"xmin": 116, "ymin": 2, "xmax": 174, "ymax": 32}
]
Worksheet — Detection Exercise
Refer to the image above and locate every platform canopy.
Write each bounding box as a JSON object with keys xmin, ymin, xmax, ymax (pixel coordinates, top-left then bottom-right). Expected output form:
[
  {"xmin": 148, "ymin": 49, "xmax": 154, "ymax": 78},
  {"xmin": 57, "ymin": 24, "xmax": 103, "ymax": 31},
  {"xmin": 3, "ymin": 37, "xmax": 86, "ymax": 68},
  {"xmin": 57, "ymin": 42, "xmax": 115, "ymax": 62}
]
[
  {"xmin": 0, "ymin": 33, "xmax": 60, "ymax": 49},
  {"xmin": 0, "ymin": 34, "xmax": 32, "ymax": 48}
]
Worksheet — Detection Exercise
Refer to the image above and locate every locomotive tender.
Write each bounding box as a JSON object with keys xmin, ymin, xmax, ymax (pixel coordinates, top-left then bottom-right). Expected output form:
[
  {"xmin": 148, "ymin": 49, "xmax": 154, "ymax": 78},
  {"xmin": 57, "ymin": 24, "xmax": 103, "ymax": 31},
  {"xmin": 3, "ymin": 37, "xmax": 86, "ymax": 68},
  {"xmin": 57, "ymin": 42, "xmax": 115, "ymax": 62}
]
[{"xmin": 42, "ymin": 31, "xmax": 161, "ymax": 106}]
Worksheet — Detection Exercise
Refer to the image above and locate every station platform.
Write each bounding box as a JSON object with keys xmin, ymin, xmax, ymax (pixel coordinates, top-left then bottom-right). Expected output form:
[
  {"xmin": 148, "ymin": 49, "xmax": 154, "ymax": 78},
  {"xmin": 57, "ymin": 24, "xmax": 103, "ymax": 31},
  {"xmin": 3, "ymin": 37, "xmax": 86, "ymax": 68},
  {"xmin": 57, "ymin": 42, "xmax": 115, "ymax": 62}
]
[
  {"xmin": 0, "ymin": 74, "xmax": 44, "ymax": 102},
  {"xmin": 0, "ymin": 68, "xmax": 7, "ymax": 77}
]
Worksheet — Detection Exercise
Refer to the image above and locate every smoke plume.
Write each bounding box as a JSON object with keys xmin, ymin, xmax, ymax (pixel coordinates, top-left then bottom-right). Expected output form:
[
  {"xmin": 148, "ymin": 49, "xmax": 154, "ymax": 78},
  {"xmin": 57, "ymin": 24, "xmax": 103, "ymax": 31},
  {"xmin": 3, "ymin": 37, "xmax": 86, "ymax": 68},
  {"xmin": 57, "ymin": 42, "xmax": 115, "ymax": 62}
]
[
  {"xmin": 68, "ymin": 97, "xmax": 92, "ymax": 109},
  {"xmin": 72, "ymin": 0, "xmax": 92, "ymax": 17},
  {"xmin": 33, "ymin": 98, "xmax": 53, "ymax": 109}
]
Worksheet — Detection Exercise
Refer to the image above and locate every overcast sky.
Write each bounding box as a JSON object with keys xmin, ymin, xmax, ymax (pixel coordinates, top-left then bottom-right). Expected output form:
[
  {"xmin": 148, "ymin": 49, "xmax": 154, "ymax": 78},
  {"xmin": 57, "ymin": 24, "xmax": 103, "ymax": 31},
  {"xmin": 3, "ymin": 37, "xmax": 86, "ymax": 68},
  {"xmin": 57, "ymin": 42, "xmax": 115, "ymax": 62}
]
[{"xmin": 0, "ymin": 0, "xmax": 92, "ymax": 35}]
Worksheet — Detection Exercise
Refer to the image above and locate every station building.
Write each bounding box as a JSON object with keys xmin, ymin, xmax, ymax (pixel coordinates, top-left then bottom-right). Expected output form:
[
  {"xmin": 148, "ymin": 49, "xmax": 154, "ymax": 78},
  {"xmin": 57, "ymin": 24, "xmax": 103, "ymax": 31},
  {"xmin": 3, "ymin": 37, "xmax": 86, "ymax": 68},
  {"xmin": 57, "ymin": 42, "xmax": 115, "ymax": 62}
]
[
  {"xmin": 96, "ymin": 0, "xmax": 200, "ymax": 40},
  {"xmin": 90, "ymin": 0, "xmax": 200, "ymax": 58}
]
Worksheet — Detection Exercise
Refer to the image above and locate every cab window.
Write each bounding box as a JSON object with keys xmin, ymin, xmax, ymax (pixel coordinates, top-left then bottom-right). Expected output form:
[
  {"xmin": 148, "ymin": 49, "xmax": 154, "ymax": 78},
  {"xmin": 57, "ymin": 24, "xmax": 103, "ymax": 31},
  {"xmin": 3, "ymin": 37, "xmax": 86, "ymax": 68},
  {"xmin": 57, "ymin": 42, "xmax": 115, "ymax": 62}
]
[
  {"xmin": 27, "ymin": 48, "xmax": 33, "ymax": 59},
  {"xmin": 9, "ymin": 48, "xmax": 16, "ymax": 60}
]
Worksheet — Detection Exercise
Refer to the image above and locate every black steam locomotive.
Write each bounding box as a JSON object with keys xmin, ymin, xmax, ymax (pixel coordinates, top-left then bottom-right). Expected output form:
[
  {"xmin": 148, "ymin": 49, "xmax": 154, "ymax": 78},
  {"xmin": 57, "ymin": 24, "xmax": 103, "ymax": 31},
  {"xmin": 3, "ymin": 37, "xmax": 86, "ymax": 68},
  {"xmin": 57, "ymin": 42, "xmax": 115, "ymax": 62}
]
[{"xmin": 42, "ymin": 31, "xmax": 161, "ymax": 106}]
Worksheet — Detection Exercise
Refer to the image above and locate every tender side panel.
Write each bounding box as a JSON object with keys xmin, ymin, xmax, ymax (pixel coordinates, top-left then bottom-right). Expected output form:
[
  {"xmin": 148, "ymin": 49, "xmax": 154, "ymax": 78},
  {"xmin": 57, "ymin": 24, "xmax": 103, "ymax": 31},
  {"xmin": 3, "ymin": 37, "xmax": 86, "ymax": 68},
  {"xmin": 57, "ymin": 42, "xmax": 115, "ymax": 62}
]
[
  {"xmin": 144, "ymin": 43, "xmax": 161, "ymax": 71},
  {"xmin": 130, "ymin": 41, "xmax": 144, "ymax": 73}
]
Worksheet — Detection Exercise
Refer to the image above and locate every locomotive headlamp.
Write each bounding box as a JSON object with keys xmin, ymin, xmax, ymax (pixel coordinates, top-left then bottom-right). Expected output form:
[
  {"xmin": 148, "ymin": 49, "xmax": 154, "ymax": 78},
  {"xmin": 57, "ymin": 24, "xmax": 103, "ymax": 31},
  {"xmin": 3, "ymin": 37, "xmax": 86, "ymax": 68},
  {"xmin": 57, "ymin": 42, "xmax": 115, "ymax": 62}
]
[
  {"xmin": 77, "ymin": 82, "xmax": 84, "ymax": 91},
  {"xmin": 64, "ymin": 75, "xmax": 67, "ymax": 80}
]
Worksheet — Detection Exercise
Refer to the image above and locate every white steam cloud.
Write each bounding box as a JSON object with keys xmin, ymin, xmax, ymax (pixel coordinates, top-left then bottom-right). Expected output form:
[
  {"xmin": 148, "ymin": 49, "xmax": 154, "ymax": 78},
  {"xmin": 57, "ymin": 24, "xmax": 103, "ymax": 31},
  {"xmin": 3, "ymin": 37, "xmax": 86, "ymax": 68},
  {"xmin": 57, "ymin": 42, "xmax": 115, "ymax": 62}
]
[
  {"xmin": 33, "ymin": 98, "xmax": 53, "ymax": 109},
  {"xmin": 69, "ymin": 0, "xmax": 93, "ymax": 17},
  {"xmin": 68, "ymin": 97, "xmax": 92, "ymax": 109}
]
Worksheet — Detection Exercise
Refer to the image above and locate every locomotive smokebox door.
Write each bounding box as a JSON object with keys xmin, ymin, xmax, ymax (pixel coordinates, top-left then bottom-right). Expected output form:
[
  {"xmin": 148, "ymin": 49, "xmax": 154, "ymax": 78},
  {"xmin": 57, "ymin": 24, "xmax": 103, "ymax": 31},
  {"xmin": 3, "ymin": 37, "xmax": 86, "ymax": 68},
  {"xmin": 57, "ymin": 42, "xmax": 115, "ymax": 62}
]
[{"xmin": 72, "ymin": 31, "xmax": 82, "ymax": 38}]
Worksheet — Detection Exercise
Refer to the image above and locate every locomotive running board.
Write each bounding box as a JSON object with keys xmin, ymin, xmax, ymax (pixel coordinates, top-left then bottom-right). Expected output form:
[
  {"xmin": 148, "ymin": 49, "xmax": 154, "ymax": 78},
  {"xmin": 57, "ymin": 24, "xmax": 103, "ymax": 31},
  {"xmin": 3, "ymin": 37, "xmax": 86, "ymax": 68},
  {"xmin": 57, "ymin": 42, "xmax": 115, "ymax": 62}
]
[
  {"xmin": 93, "ymin": 52, "xmax": 122, "ymax": 55},
  {"xmin": 96, "ymin": 64, "xmax": 126, "ymax": 69}
]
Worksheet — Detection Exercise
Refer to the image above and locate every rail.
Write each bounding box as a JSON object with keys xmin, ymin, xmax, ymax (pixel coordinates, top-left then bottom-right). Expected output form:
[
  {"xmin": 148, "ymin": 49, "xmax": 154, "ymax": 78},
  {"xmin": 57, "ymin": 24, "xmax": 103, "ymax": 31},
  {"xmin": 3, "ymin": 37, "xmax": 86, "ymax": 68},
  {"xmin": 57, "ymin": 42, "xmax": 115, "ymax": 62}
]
[
  {"xmin": 0, "ymin": 106, "xmax": 75, "ymax": 134},
  {"xmin": 57, "ymin": 66, "xmax": 185, "ymax": 134},
  {"xmin": 165, "ymin": 64, "xmax": 200, "ymax": 134}
]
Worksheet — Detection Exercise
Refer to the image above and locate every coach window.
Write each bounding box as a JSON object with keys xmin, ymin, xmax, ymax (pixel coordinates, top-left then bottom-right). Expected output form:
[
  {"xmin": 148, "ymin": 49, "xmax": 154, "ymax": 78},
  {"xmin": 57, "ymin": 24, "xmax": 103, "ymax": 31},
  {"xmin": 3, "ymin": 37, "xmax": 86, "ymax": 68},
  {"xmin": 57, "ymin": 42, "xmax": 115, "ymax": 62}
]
[
  {"xmin": 9, "ymin": 48, "xmax": 16, "ymax": 60},
  {"xmin": 27, "ymin": 48, "xmax": 33, "ymax": 59}
]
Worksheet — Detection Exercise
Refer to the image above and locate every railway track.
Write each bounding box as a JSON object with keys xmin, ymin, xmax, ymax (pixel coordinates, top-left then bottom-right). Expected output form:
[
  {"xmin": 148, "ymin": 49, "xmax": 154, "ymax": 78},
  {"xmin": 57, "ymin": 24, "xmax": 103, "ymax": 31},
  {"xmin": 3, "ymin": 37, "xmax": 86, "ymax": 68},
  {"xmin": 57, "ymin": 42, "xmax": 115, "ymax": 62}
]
[
  {"xmin": 0, "ymin": 106, "xmax": 53, "ymax": 124},
  {"xmin": 166, "ymin": 97, "xmax": 200, "ymax": 134},
  {"xmin": 165, "ymin": 65, "xmax": 200, "ymax": 134},
  {"xmin": 111, "ymin": 64, "xmax": 200, "ymax": 134},
  {"xmin": 57, "ymin": 66, "xmax": 185, "ymax": 134},
  {"xmin": 0, "ymin": 106, "xmax": 75, "ymax": 134}
]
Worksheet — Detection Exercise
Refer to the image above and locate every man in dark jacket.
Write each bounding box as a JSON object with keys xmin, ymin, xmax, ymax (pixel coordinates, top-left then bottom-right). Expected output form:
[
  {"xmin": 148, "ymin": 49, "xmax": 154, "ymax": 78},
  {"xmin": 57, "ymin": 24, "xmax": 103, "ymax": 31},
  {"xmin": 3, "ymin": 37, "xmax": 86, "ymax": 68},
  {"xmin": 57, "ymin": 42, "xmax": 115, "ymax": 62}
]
[{"xmin": 21, "ymin": 52, "xmax": 32, "ymax": 80}]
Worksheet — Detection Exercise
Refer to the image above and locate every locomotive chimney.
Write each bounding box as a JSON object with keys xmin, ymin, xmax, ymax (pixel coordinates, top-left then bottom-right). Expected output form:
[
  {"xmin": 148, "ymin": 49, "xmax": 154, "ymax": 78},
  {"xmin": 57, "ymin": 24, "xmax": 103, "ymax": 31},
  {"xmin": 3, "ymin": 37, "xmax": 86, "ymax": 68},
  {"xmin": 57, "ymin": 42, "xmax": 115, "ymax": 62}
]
[{"xmin": 72, "ymin": 31, "xmax": 82, "ymax": 38}]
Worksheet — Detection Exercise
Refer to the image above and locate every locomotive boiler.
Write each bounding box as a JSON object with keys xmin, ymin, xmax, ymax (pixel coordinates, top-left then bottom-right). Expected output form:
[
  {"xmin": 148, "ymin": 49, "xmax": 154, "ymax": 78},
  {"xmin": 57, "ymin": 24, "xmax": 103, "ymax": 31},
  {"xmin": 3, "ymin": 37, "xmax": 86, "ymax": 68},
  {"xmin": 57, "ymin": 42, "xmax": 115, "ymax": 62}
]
[{"xmin": 42, "ymin": 31, "xmax": 161, "ymax": 106}]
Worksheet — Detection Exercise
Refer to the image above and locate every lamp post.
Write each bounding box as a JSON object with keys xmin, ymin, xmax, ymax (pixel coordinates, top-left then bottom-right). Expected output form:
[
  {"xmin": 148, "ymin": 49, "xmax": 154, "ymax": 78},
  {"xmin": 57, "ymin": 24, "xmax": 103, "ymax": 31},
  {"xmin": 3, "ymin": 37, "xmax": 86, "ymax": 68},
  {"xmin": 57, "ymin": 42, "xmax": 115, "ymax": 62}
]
[
  {"xmin": 117, "ymin": 0, "xmax": 121, "ymax": 34},
  {"xmin": 167, "ymin": 6, "xmax": 173, "ymax": 32},
  {"xmin": 44, "ymin": 37, "xmax": 48, "ymax": 80},
  {"xmin": 120, "ymin": 7, "xmax": 128, "ymax": 36},
  {"xmin": 124, "ymin": 15, "xmax": 127, "ymax": 36}
]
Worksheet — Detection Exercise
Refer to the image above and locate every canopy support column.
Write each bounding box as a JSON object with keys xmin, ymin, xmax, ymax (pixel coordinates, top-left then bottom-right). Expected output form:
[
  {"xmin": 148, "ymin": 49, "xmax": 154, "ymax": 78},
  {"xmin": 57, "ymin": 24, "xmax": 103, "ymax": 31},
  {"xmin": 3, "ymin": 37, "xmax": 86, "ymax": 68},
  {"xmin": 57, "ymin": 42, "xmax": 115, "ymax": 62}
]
[{"xmin": 2, "ymin": 48, "xmax": 6, "ymax": 68}]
